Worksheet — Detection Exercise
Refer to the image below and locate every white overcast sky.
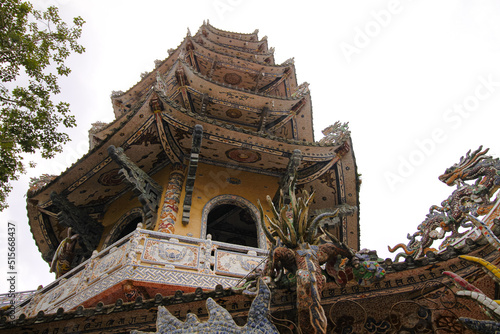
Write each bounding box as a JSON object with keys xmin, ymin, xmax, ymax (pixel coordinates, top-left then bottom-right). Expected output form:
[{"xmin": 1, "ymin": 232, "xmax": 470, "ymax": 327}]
[{"xmin": 1, "ymin": 0, "xmax": 500, "ymax": 292}]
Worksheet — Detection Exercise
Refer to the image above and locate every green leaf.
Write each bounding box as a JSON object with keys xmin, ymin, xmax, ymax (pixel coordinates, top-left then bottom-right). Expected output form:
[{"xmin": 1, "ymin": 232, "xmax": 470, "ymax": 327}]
[{"xmin": 0, "ymin": 0, "xmax": 85, "ymax": 210}]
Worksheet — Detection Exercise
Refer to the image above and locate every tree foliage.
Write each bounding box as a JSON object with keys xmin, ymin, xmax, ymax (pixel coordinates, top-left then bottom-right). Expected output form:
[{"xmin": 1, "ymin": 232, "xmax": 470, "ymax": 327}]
[{"xmin": 0, "ymin": 0, "xmax": 85, "ymax": 210}]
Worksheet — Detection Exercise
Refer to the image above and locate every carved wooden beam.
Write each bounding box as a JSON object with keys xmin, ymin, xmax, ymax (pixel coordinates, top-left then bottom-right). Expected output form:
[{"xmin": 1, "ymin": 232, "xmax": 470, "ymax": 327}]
[
  {"xmin": 186, "ymin": 40, "xmax": 201, "ymax": 72},
  {"xmin": 259, "ymin": 67, "xmax": 291, "ymax": 94},
  {"xmin": 266, "ymin": 98, "xmax": 306, "ymax": 135},
  {"xmin": 108, "ymin": 145, "xmax": 162, "ymax": 229},
  {"xmin": 200, "ymin": 93, "xmax": 208, "ymax": 115},
  {"xmin": 253, "ymin": 70, "xmax": 263, "ymax": 92},
  {"xmin": 257, "ymin": 107, "xmax": 269, "ymax": 133},
  {"xmin": 154, "ymin": 112, "xmax": 182, "ymax": 164},
  {"xmin": 207, "ymin": 58, "xmax": 218, "ymax": 79},
  {"xmin": 176, "ymin": 66, "xmax": 195, "ymax": 113},
  {"xmin": 50, "ymin": 191, "xmax": 103, "ymax": 255},
  {"xmin": 182, "ymin": 125, "xmax": 203, "ymax": 225}
]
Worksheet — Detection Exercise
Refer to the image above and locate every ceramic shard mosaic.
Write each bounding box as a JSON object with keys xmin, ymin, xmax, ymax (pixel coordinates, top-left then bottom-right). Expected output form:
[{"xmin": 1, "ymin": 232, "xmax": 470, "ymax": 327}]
[
  {"xmin": 214, "ymin": 250, "xmax": 265, "ymax": 277},
  {"xmin": 141, "ymin": 239, "xmax": 200, "ymax": 270}
]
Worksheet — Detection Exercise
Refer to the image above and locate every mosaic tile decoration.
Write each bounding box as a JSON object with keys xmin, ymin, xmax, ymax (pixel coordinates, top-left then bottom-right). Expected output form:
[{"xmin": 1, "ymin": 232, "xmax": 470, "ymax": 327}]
[
  {"xmin": 141, "ymin": 238, "xmax": 200, "ymax": 270},
  {"xmin": 14, "ymin": 229, "xmax": 268, "ymax": 316},
  {"xmin": 89, "ymin": 245, "xmax": 128, "ymax": 282},
  {"xmin": 158, "ymin": 166, "xmax": 185, "ymax": 233},
  {"xmin": 214, "ymin": 249, "xmax": 266, "ymax": 277}
]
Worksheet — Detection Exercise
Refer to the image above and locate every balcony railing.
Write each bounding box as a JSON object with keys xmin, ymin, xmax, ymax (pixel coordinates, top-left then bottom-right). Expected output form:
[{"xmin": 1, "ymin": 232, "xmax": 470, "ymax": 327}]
[
  {"xmin": 0, "ymin": 290, "xmax": 36, "ymax": 309},
  {"xmin": 8, "ymin": 226, "xmax": 267, "ymax": 318}
]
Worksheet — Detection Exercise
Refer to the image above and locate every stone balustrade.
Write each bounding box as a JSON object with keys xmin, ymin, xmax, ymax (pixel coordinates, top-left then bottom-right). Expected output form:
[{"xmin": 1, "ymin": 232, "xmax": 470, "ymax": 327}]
[{"xmin": 10, "ymin": 226, "xmax": 267, "ymax": 318}]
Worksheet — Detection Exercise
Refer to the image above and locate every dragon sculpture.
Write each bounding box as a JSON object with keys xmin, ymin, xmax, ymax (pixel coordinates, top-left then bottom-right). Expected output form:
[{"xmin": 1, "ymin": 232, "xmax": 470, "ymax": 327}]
[
  {"xmin": 50, "ymin": 228, "xmax": 79, "ymax": 278},
  {"xmin": 257, "ymin": 180, "xmax": 385, "ymax": 334},
  {"xmin": 389, "ymin": 147, "xmax": 500, "ymax": 261}
]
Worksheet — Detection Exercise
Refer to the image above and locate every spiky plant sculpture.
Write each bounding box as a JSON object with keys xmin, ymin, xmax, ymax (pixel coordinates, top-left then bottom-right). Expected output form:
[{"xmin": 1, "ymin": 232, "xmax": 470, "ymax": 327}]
[
  {"xmin": 258, "ymin": 185, "xmax": 339, "ymax": 248},
  {"xmin": 257, "ymin": 181, "xmax": 353, "ymax": 334}
]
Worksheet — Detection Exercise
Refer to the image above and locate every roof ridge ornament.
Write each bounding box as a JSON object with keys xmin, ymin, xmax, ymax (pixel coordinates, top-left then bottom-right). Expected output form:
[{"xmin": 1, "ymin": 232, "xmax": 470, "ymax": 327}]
[
  {"xmin": 111, "ymin": 90, "xmax": 124, "ymax": 98},
  {"xmin": 292, "ymin": 82, "xmax": 309, "ymax": 98},
  {"xmin": 319, "ymin": 121, "xmax": 350, "ymax": 145},
  {"xmin": 389, "ymin": 146, "xmax": 500, "ymax": 261},
  {"xmin": 282, "ymin": 57, "xmax": 294, "ymax": 66},
  {"xmin": 155, "ymin": 71, "xmax": 167, "ymax": 94}
]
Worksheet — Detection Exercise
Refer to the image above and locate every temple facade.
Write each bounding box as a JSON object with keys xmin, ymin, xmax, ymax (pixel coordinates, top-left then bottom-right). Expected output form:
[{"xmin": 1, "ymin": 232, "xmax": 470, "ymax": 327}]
[{"xmin": 2, "ymin": 22, "xmax": 500, "ymax": 334}]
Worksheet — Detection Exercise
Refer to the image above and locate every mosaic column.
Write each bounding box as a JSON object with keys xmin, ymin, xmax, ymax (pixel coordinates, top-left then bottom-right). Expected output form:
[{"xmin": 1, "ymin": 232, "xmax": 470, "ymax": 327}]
[{"xmin": 158, "ymin": 164, "xmax": 185, "ymax": 234}]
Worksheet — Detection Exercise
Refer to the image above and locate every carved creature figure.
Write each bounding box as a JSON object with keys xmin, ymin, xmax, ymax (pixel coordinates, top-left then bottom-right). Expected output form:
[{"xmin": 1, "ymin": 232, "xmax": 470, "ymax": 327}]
[
  {"xmin": 50, "ymin": 228, "xmax": 79, "ymax": 278},
  {"xmin": 319, "ymin": 121, "xmax": 350, "ymax": 145},
  {"xmin": 438, "ymin": 146, "xmax": 500, "ymax": 226},
  {"xmin": 388, "ymin": 213, "xmax": 444, "ymax": 261},
  {"xmin": 389, "ymin": 147, "xmax": 500, "ymax": 260},
  {"xmin": 131, "ymin": 278, "xmax": 278, "ymax": 334},
  {"xmin": 439, "ymin": 146, "xmax": 500, "ymax": 193},
  {"xmin": 258, "ymin": 181, "xmax": 385, "ymax": 334}
]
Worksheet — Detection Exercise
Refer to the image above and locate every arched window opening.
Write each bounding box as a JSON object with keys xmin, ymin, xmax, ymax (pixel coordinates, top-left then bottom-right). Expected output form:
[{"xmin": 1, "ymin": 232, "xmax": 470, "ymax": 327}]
[
  {"xmin": 102, "ymin": 208, "xmax": 144, "ymax": 249},
  {"xmin": 207, "ymin": 204, "xmax": 258, "ymax": 248},
  {"xmin": 115, "ymin": 216, "xmax": 142, "ymax": 242}
]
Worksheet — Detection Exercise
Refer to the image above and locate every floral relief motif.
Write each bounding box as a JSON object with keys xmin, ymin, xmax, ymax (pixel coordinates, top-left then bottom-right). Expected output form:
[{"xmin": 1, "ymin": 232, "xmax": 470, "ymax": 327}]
[
  {"xmin": 215, "ymin": 250, "xmax": 264, "ymax": 276},
  {"xmin": 142, "ymin": 239, "xmax": 199, "ymax": 269}
]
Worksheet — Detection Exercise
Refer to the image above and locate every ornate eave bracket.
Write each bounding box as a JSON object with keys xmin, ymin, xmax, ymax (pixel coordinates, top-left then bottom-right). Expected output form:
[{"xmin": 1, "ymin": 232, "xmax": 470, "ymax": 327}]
[
  {"xmin": 108, "ymin": 145, "xmax": 162, "ymax": 229},
  {"xmin": 50, "ymin": 192, "xmax": 103, "ymax": 255},
  {"xmin": 182, "ymin": 124, "xmax": 203, "ymax": 225},
  {"xmin": 257, "ymin": 106, "xmax": 269, "ymax": 133}
]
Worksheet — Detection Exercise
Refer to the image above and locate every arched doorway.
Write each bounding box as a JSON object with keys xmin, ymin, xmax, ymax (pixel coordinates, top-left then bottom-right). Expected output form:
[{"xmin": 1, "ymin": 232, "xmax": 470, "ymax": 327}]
[
  {"xmin": 201, "ymin": 195, "xmax": 265, "ymax": 249},
  {"xmin": 102, "ymin": 208, "xmax": 144, "ymax": 249},
  {"xmin": 207, "ymin": 204, "xmax": 258, "ymax": 248}
]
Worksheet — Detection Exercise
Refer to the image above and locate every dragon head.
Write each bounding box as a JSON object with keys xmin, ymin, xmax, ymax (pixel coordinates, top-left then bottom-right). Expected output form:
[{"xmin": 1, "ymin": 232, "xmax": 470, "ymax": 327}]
[{"xmin": 438, "ymin": 146, "xmax": 490, "ymax": 186}]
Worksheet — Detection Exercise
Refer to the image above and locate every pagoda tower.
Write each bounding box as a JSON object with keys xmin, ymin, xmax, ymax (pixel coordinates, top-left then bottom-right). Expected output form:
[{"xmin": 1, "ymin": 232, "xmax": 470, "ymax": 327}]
[{"xmin": 3, "ymin": 20, "xmax": 358, "ymax": 328}]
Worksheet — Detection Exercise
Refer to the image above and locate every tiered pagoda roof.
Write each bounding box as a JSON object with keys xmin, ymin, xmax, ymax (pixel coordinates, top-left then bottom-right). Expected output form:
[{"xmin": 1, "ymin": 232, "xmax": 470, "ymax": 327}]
[{"xmin": 27, "ymin": 20, "xmax": 360, "ymax": 264}]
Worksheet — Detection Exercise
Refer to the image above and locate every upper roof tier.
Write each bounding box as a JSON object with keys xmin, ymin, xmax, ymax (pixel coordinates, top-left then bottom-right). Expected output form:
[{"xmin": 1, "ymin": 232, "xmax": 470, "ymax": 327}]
[
  {"xmin": 203, "ymin": 20, "xmax": 261, "ymax": 42},
  {"xmin": 109, "ymin": 22, "xmax": 313, "ymax": 141},
  {"xmin": 198, "ymin": 22, "xmax": 270, "ymax": 56}
]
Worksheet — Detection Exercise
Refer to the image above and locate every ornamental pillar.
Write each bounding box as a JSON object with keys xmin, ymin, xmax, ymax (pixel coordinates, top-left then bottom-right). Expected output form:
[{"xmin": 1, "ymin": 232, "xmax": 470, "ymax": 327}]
[{"xmin": 157, "ymin": 164, "xmax": 185, "ymax": 234}]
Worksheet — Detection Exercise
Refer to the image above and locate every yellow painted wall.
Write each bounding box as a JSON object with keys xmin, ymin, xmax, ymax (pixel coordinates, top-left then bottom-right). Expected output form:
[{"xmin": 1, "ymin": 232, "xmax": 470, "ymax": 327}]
[
  {"xmin": 171, "ymin": 162, "xmax": 280, "ymax": 239},
  {"xmin": 98, "ymin": 162, "xmax": 279, "ymax": 250},
  {"xmin": 97, "ymin": 165, "xmax": 175, "ymax": 250}
]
